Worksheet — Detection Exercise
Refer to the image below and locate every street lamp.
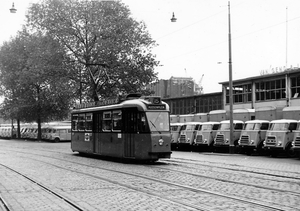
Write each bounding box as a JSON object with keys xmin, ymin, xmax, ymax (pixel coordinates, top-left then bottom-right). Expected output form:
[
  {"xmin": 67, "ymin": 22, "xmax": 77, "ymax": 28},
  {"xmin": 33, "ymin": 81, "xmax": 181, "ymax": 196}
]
[
  {"xmin": 10, "ymin": 2, "xmax": 17, "ymax": 13},
  {"xmin": 171, "ymin": 12, "xmax": 177, "ymax": 22}
]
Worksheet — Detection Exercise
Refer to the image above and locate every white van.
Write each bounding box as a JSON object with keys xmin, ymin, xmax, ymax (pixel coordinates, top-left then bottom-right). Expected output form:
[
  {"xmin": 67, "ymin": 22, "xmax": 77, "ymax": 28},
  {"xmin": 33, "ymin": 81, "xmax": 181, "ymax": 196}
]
[{"xmin": 45, "ymin": 125, "xmax": 71, "ymax": 142}]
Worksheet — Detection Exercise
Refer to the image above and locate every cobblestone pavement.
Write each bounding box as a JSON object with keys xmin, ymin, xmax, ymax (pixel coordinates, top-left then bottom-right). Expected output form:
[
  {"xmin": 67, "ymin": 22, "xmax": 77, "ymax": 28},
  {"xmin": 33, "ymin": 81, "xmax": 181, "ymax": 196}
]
[{"xmin": 0, "ymin": 139, "xmax": 299, "ymax": 211}]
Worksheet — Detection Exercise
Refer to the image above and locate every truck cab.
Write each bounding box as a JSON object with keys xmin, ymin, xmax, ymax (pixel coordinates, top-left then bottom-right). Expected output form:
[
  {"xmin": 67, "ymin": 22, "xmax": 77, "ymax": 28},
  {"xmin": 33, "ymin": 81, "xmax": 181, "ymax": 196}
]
[
  {"xmin": 178, "ymin": 122, "xmax": 202, "ymax": 150},
  {"xmin": 214, "ymin": 120, "xmax": 244, "ymax": 149},
  {"xmin": 264, "ymin": 119, "xmax": 297, "ymax": 157},
  {"xmin": 193, "ymin": 122, "xmax": 220, "ymax": 150},
  {"xmin": 170, "ymin": 123, "xmax": 184, "ymax": 150},
  {"xmin": 238, "ymin": 120, "xmax": 269, "ymax": 155},
  {"xmin": 291, "ymin": 120, "xmax": 300, "ymax": 158}
]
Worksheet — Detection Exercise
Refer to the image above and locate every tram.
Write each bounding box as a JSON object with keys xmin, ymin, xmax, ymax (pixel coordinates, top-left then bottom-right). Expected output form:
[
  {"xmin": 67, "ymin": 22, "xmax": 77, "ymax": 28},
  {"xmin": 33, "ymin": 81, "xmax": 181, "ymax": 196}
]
[{"xmin": 71, "ymin": 94, "xmax": 172, "ymax": 161}]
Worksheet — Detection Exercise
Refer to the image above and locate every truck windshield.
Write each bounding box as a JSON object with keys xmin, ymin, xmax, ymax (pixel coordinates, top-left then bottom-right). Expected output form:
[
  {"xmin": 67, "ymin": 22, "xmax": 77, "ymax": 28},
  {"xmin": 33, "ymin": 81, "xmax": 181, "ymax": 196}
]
[
  {"xmin": 270, "ymin": 123, "xmax": 288, "ymax": 131},
  {"xmin": 244, "ymin": 123, "xmax": 261, "ymax": 130},
  {"xmin": 219, "ymin": 123, "xmax": 230, "ymax": 130},
  {"xmin": 202, "ymin": 124, "xmax": 213, "ymax": 131},
  {"xmin": 146, "ymin": 112, "xmax": 169, "ymax": 132}
]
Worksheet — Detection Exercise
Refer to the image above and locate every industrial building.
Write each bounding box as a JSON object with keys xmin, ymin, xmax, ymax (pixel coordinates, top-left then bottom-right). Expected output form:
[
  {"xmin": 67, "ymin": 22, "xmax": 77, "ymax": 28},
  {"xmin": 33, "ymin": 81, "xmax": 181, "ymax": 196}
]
[
  {"xmin": 220, "ymin": 68, "xmax": 300, "ymax": 112},
  {"xmin": 150, "ymin": 68, "xmax": 300, "ymax": 115}
]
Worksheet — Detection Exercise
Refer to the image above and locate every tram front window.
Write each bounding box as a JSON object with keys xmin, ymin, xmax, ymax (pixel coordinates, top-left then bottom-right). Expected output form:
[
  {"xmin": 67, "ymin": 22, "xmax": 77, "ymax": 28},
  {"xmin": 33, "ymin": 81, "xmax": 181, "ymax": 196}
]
[{"xmin": 146, "ymin": 112, "xmax": 169, "ymax": 132}]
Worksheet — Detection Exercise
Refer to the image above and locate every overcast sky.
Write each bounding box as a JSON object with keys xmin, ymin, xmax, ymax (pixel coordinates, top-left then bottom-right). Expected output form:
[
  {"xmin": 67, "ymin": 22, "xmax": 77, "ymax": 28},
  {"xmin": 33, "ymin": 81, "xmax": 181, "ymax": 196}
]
[{"xmin": 1, "ymin": 0, "xmax": 300, "ymax": 93}]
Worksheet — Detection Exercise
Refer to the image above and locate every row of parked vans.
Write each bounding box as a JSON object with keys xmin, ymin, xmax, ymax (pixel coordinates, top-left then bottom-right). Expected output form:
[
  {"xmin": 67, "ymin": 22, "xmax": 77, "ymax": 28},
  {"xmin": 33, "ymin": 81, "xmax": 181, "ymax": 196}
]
[
  {"xmin": 170, "ymin": 106, "xmax": 300, "ymax": 157},
  {"xmin": 0, "ymin": 121, "xmax": 71, "ymax": 142}
]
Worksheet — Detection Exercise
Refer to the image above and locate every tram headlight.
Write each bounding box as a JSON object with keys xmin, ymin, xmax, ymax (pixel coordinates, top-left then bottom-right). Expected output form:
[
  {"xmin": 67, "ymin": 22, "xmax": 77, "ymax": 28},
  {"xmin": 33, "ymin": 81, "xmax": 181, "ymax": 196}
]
[{"xmin": 158, "ymin": 139, "xmax": 164, "ymax": 146}]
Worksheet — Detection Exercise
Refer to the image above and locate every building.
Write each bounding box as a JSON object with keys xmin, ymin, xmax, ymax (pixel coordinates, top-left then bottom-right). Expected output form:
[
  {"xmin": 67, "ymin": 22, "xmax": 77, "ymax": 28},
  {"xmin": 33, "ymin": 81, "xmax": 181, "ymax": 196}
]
[
  {"xmin": 148, "ymin": 77, "xmax": 196, "ymax": 98},
  {"xmin": 163, "ymin": 92, "xmax": 223, "ymax": 115},
  {"xmin": 219, "ymin": 68, "xmax": 300, "ymax": 112},
  {"xmin": 151, "ymin": 68, "xmax": 300, "ymax": 116}
]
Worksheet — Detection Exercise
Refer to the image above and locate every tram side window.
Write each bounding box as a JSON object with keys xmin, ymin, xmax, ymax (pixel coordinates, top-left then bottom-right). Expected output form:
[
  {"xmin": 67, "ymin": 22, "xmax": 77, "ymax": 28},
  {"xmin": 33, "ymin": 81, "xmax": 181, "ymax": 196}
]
[
  {"xmin": 85, "ymin": 113, "xmax": 93, "ymax": 131},
  {"xmin": 78, "ymin": 114, "xmax": 85, "ymax": 131},
  {"xmin": 103, "ymin": 112, "xmax": 112, "ymax": 131},
  {"xmin": 113, "ymin": 110, "xmax": 122, "ymax": 131},
  {"xmin": 72, "ymin": 114, "xmax": 78, "ymax": 131}
]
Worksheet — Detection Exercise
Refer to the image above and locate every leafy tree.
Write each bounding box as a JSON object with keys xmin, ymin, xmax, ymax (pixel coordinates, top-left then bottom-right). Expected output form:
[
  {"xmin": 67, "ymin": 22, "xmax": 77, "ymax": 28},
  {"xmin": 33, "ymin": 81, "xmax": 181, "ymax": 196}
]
[
  {"xmin": 26, "ymin": 0, "xmax": 159, "ymax": 102},
  {"xmin": 0, "ymin": 31, "xmax": 74, "ymax": 139}
]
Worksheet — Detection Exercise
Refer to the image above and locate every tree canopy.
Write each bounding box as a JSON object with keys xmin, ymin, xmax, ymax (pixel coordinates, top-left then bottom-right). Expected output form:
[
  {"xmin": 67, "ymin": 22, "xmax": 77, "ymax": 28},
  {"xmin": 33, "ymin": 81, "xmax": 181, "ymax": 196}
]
[
  {"xmin": 26, "ymin": 0, "xmax": 159, "ymax": 101},
  {"xmin": 0, "ymin": 31, "xmax": 74, "ymax": 129},
  {"xmin": 0, "ymin": 0, "xmax": 159, "ymax": 138}
]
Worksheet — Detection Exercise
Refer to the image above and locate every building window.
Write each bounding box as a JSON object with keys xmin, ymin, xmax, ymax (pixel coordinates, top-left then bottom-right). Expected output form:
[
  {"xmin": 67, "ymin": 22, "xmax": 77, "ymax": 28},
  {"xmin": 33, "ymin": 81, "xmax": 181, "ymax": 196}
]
[
  {"xmin": 255, "ymin": 79, "xmax": 285, "ymax": 101},
  {"xmin": 226, "ymin": 84, "xmax": 252, "ymax": 104},
  {"xmin": 291, "ymin": 75, "xmax": 300, "ymax": 98}
]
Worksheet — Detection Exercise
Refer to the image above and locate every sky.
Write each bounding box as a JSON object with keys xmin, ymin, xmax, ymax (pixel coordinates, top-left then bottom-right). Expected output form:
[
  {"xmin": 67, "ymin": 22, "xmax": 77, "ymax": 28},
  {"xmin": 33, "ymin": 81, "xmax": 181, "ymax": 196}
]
[{"xmin": 1, "ymin": 0, "xmax": 300, "ymax": 94}]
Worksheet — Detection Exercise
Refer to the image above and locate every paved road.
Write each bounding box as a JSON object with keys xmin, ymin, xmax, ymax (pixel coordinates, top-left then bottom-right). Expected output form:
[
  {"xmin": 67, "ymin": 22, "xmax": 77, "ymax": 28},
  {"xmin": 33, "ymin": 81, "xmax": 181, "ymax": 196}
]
[{"xmin": 0, "ymin": 139, "xmax": 299, "ymax": 211}]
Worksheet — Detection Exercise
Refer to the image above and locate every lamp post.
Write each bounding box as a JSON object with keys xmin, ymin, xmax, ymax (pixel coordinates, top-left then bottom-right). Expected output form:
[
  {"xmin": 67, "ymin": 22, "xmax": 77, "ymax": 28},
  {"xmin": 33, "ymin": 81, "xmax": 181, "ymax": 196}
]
[
  {"xmin": 228, "ymin": 1, "xmax": 234, "ymax": 154},
  {"xmin": 7, "ymin": 2, "xmax": 17, "ymax": 138}
]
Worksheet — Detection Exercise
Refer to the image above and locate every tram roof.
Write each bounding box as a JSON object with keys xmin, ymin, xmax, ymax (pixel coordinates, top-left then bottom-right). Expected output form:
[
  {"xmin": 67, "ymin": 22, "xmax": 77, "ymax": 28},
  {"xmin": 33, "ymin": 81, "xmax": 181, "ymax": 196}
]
[{"xmin": 72, "ymin": 98, "xmax": 169, "ymax": 113}]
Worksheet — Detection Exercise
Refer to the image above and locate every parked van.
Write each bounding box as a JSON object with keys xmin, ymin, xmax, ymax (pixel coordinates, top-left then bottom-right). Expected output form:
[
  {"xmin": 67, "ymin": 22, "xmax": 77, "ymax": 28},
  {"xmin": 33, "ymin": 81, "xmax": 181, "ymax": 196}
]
[
  {"xmin": 178, "ymin": 122, "xmax": 202, "ymax": 149},
  {"xmin": 214, "ymin": 120, "xmax": 244, "ymax": 149},
  {"xmin": 264, "ymin": 119, "xmax": 297, "ymax": 157},
  {"xmin": 238, "ymin": 120, "xmax": 270, "ymax": 155},
  {"xmin": 193, "ymin": 121, "xmax": 220, "ymax": 150},
  {"xmin": 45, "ymin": 125, "xmax": 71, "ymax": 142}
]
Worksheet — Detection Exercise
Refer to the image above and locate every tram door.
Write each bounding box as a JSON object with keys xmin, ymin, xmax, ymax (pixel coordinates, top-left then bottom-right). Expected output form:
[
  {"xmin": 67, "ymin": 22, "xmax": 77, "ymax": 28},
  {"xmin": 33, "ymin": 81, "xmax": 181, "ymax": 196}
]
[
  {"xmin": 93, "ymin": 112, "xmax": 102, "ymax": 154},
  {"xmin": 123, "ymin": 109, "xmax": 137, "ymax": 158}
]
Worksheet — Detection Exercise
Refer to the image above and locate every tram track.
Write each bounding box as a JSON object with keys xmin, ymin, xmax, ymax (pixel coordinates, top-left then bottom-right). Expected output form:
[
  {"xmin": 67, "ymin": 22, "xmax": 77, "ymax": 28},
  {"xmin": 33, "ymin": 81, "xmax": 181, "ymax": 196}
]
[
  {"xmin": 0, "ymin": 194, "xmax": 9, "ymax": 211},
  {"xmin": 0, "ymin": 163, "xmax": 86, "ymax": 211},
  {"xmin": 163, "ymin": 157, "xmax": 300, "ymax": 180},
  {"xmin": 1, "ymin": 148, "xmax": 293, "ymax": 211},
  {"xmin": 5, "ymin": 146, "xmax": 300, "ymax": 196},
  {"xmin": 154, "ymin": 159, "xmax": 300, "ymax": 197}
]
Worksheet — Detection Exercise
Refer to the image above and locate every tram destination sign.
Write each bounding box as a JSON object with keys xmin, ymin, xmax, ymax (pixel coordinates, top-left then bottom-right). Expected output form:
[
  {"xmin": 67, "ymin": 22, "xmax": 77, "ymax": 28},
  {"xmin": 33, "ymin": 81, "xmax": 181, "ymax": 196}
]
[{"xmin": 147, "ymin": 104, "xmax": 166, "ymax": 110}]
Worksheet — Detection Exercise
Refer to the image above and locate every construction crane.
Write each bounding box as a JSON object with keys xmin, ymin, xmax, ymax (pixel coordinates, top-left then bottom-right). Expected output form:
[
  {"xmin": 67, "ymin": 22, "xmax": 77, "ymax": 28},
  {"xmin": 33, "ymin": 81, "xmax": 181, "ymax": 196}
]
[{"xmin": 194, "ymin": 74, "xmax": 204, "ymax": 94}]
